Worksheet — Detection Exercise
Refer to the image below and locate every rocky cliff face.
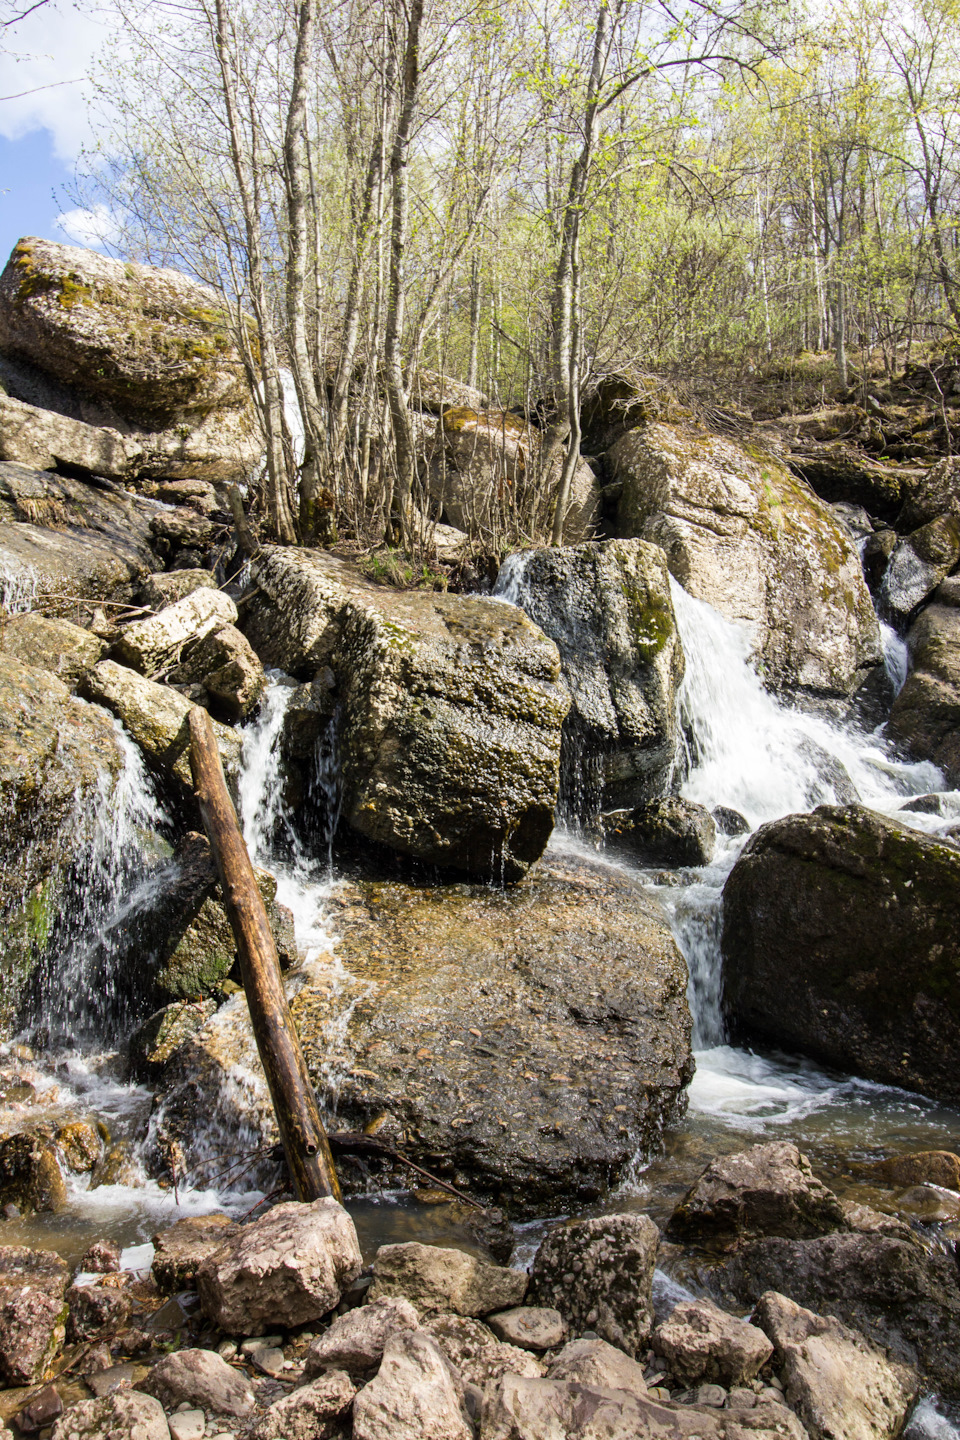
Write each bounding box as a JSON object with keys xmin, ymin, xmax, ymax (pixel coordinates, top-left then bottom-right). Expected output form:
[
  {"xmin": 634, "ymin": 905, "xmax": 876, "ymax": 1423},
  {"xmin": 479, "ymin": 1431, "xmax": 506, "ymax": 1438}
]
[{"xmin": 609, "ymin": 423, "xmax": 882, "ymax": 699}]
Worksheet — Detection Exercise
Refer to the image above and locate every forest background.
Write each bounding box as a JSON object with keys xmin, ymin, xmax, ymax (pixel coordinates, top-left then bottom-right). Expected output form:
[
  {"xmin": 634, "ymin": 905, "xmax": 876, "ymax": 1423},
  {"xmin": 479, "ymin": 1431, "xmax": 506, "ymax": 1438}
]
[{"xmin": 19, "ymin": 0, "xmax": 960, "ymax": 553}]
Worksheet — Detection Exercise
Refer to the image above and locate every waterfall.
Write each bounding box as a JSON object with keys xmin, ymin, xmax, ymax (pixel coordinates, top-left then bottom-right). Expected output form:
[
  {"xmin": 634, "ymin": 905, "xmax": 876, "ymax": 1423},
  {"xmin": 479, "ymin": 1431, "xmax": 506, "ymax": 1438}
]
[{"xmin": 27, "ymin": 718, "xmax": 169, "ymax": 1047}]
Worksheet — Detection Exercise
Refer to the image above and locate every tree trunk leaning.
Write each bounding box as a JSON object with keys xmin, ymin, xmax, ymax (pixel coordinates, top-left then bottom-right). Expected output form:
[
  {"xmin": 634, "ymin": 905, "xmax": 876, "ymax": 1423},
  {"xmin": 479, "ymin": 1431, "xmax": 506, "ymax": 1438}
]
[{"xmin": 188, "ymin": 705, "xmax": 341, "ymax": 1202}]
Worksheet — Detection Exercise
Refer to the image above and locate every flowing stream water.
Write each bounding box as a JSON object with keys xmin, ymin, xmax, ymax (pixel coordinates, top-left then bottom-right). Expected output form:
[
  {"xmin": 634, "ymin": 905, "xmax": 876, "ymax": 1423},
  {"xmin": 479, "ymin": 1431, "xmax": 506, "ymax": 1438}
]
[{"xmin": 4, "ymin": 565, "xmax": 960, "ymax": 1430}]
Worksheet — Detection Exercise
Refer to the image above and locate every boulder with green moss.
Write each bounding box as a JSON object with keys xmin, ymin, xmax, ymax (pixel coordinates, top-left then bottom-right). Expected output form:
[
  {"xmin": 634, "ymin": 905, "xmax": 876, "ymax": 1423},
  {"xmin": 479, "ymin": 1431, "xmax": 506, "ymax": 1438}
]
[
  {"xmin": 609, "ymin": 422, "xmax": 882, "ymax": 699},
  {"xmin": 0, "ymin": 239, "xmax": 261, "ymax": 483},
  {"xmin": 722, "ymin": 804, "xmax": 960, "ymax": 1101},
  {"xmin": 0, "ymin": 650, "xmax": 126, "ymax": 1036},
  {"xmin": 244, "ymin": 547, "xmax": 569, "ymax": 881},
  {"xmin": 498, "ymin": 539, "xmax": 684, "ymax": 815}
]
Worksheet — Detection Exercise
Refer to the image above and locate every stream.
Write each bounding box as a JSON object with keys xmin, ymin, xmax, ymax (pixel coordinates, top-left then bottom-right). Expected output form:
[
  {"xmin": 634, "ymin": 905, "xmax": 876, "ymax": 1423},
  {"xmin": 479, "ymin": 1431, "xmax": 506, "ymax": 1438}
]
[{"xmin": 3, "ymin": 567, "xmax": 960, "ymax": 1432}]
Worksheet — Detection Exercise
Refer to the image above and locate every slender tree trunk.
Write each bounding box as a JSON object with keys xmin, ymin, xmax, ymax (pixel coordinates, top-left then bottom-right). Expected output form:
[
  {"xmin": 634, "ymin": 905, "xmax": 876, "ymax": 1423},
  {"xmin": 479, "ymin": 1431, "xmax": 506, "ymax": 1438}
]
[{"xmin": 466, "ymin": 252, "xmax": 481, "ymax": 391}]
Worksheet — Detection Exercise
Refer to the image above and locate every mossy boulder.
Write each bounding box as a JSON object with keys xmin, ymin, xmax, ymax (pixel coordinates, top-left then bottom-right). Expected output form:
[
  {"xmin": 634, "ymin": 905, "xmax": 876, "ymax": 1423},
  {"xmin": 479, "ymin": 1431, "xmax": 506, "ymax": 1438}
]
[
  {"xmin": 244, "ymin": 548, "xmax": 570, "ymax": 881},
  {"xmin": 722, "ymin": 804, "xmax": 960, "ymax": 1101},
  {"xmin": 0, "ymin": 612, "xmax": 104, "ymax": 688},
  {"xmin": 0, "ymin": 238, "xmax": 250, "ymax": 429},
  {"xmin": 609, "ymin": 423, "xmax": 882, "ymax": 699},
  {"xmin": 499, "ymin": 539, "xmax": 684, "ymax": 816}
]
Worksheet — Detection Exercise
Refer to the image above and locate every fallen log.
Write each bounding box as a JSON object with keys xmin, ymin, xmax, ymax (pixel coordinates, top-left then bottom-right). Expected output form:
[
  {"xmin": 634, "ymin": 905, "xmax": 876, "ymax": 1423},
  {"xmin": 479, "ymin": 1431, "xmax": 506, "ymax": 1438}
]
[{"xmin": 188, "ymin": 705, "xmax": 341, "ymax": 1202}]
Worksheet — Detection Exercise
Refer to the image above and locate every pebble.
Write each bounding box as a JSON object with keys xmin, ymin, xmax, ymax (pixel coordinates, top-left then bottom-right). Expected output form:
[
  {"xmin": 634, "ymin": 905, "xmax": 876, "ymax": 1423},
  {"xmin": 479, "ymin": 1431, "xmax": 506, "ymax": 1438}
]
[
  {"xmin": 250, "ymin": 1347, "xmax": 286, "ymax": 1378},
  {"xmin": 167, "ymin": 1409, "xmax": 205, "ymax": 1440},
  {"xmin": 696, "ymin": 1385, "xmax": 727, "ymax": 1408},
  {"xmin": 216, "ymin": 1341, "xmax": 237, "ymax": 1361},
  {"xmin": 727, "ymin": 1388, "xmax": 757, "ymax": 1409},
  {"xmin": 649, "ymin": 1387, "xmax": 672, "ymax": 1401},
  {"xmin": 758, "ymin": 1386, "xmax": 788, "ymax": 1406},
  {"xmin": 241, "ymin": 1336, "xmax": 283, "ymax": 1355}
]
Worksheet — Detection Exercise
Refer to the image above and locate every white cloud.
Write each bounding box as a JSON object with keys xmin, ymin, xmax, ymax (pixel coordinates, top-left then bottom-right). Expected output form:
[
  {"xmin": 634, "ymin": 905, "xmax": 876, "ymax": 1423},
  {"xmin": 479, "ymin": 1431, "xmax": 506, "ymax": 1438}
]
[
  {"xmin": 55, "ymin": 200, "xmax": 120, "ymax": 248},
  {"xmin": 0, "ymin": 0, "xmax": 114, "ymax": 161}
]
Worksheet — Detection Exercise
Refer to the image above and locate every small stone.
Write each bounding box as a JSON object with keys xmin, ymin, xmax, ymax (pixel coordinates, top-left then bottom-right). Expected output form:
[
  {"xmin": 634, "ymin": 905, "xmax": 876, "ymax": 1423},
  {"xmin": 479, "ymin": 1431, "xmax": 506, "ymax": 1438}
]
[
  {"xmin": 695, "ymin": 1383, "xmax": 727, "ymax": 1407},
  {"xmin": 167, "ymin": 1408, "xmax": 205, "ymax": 1440},
  {"xmin": 252, "ymin": 1371, "xmax": 356, "ymax": 1440},
  {"xmin": 727, "ymin": 1387, "xmax": 757, "ymax": 1409},
  {"xmin": 216, "ymin": 1340, "xmax": 237, "ymax": 1361},
  {"xmin": 529, "ymin": 1213, "xmax": 660, "ymax": 1358},
  {"xmin": 487, "ymin": 1305, "xmax": 565, "ymax": 1351},
  {"xmin": 240, "ymin": 1335, "xmax": 283, "ymax": 1355},
  {"xmin": 758, "ymin": 1386, "xmax": 788, "ymax": 1405},
  {"xmin": 547, "ymin": 1337, "xmax": 648, "ymax": 1400},
  {"xmin": 250, "ymin": 1346, "xmax": 286, "ymax": 1378},
  {"xmin": 78, "ymin": 1239, "xmax": 121, "ymax": 1273},
  {"xmin": 50, "ymin": 1392, "xmax": 169, "ymax": 1440},
  {"xmin": 86, "ymin": 1361, "xmax": 141, "ymax": 1398},
  {"xmin": 141, "ymin": 1347, "xmax": 256, "ymax": 1418},
  {"xmin": 652, "ymin": 1297, "xmax": 773, "ymax": 1385},
  {"xmin": 15, "ymin": 1383, "xmax": 63, "ymax": 1434}
]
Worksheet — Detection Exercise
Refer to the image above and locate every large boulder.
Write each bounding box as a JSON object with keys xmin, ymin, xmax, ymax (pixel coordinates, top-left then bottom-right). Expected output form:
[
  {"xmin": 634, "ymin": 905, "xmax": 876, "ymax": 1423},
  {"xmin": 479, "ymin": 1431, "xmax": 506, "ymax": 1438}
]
[
  {"xmin": 0, "ymin": 611, "xmax": 104, "ymax": 687},
  {"xmin": 785, "ymin": 441, "xmax": 910, "ymax": 523},
  {"xmin": 304, "ymin": 1296, "xmax": 421, "ymax": 1379},
  {"xmin": 880, "ymin": 513, "xmax": 960, "ymax": 619},
  {"xmin": 352, "ymin": 1329, "xmax": 471, "ymax": 1440},
  {"xmin": 428, "ymin": 407, "xmax": 600, "ymax": 543},
  {"xmin": 0, "ymin": 651, "xmax": 127, "ymax": 1036},
  {"xmin": 196, "ymin": 1197, "xmax": 363, "ymax": 1333},
  {"xmin": 0, "ymin": 392, "xmax": 140, "ymax": 480},
  {"xmin": 113, "ymin": 586, "xmax": 237, "ymax": 676},
  {"xmin": 722, "ymin": 804, "xmax": 960, "ymax": 1101},
  {"xmin": 148, "ymin": 850, "xmax": 693, "ymax": 1214},
  {"xmin": 243, "ymin": 547, "xmax": 569, "ymax": 880},
  {"xmin": 141, "ymin": 1347, "xmax": 256, "ymax": 1417},
  {"xmin": 366, "ymin": 1242, "xmax": 527, "ymax": 1317},
  {"xmin": 667, "ymin": 1142, "xmax": 846, "ymax": 1245},
  {"xmin": 0, "ymin": 238, "xmax": 249, "ymax": 429},
  {"xmin": 713, "ymin": 1231, "xmax": 960, "ymax": 1400},
  {"xmin": 498, "ymin": 540, "xmax": 684, "ymax": 814},
  {"xmin": 886, "ymin": 604, "xmax": 960, "ymax": 782},
  {"xmin": 898, "ymin": 454, "xmax": 960, "ymax": 530},
  {"xmin": 753, "ymin": 1290, "xmax": 917, "ymax": 1440},
  {"xmin": 609, "ymin": 422, "xmax": 882, "ymax": 698},
  {"xmin": 50, "ymin": 1393, "xmax": 169, "ymax": 1440},
  {"xmin": 0, "ymin": 461, "xmax": 156, "ymax": 613}
]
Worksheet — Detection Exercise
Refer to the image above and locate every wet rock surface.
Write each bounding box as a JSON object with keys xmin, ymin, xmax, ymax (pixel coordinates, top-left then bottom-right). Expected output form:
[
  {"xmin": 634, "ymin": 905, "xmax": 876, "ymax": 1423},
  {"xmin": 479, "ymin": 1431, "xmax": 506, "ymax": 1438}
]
[
  {"xmin": 722, "ymin": 804, "xmax": 960, "ymax": 1101},
  {"xmin": 887, "ymin": 603, "xmax": 960, "ymax": 783},
  {"xmin": 602, "ymin": 796, "xmax": 715, "ymax": 867},
  {"xmin": 609, "ymin": 421, "xmax": 882, "ymax": 698},
  {"xmin": 499, "ymin": 540, "xmax": 685, "ymax": 812},
  {"xmin": 244, "ymin": 547, "xmax": 569, "ymax": 881}
]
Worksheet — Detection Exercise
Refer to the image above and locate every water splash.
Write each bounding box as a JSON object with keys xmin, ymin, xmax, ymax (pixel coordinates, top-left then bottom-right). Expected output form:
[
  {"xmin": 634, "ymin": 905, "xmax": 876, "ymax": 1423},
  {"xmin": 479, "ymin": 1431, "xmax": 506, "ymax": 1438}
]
[{"xmin": 0, "ymin": 556, "xmax": 39, "ymax": 614}]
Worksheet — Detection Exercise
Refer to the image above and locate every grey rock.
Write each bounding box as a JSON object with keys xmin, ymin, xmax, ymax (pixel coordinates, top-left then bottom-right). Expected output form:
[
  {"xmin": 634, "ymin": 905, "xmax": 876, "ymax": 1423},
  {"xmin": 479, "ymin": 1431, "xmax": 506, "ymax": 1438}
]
[
  {"xmin": 252, "ymin": 1371, "xmax": 356, "ymax": 1440},
  {"xmin": 721, "ymin": 806, "xmax": 960, "ymax": 1101},
  {"xmin": 610, "ymin": 422, "xmax": 882, "ymax": 698},
  {"xmin": 303, "ymin": 1295, "xmax": 420, "ymax": 1379},
  {"xmin": 150, "ymin": 1214, "xmax": 238, "ymax": 1293},
  {"xmin": 50, "ymin": 1392, "xmax": 169, "ymax": 1440},
  {"xmin": 652, "ymin": 1297, "xmax": 773, "ymax": 1384},
  {"xmin": 0, "ymin": 392, "xmax": 141, "ymax": 480},
  {"xmin": 169, "ymin": 622, "xmax": 265, "ymax": 720},
  {"xmin": 367, "ymin": 1242, "xmax": 527, "ymax": 1318},
  {"xmin": 0, "ymin": 1245, "xmax": 68, "ymax": 1385},
  {"xmin": 502, "ymin": 540, "xmax": 684, "ymax": 814},
  {"xmin": 546, "ymin": 1336, "xmax": 648, "ymax": 1398},
  {"xmin": 80, "ymin": 659, "xmax": 242, "ymax": 793},
  {"xmin": 487, "ymin": 1306, "xmax": 565, "ymax": 1351},
  {"xmin": 409, "ymin": 369, "xmax": 488, "ymax": 416},
  {"xmin": 881, "ymin": 514, "xmax": 960, "ymax": 618},
  {"xmin": 424, "ymin": 1314, "xmax": 545, "ymax": 1388},
  {"xmin": 529, "ymin": 1213, "xmax": 660, "ymax": 1358},
  {"xmin": 668, "ymin": 1142, "xmax": 846, "ymax": 1244},
  {"xmin": 352, "ymin": 1329, "xmax": 472, "ymax": 1440},
  {"xmin": 898, "ymin": 455, "xmax": 960, "ymax": 530},
  {"xmin": 754, "ymin": 1289, "xmax": 917, "ymax": 1440},
  {"xmin": 887, "ymin": 604, "xmax": 960, "ymax": 784},
  {"xmin": 0, "ymin": 461, "xmax": 156, "ymax": 613},
  {"xmin": 935, "ymin": 573, "xmax": 960, "ymax": 606},
  {"xmin": 141, "ymin": 1346, "xmax": 256, "ymax": 1417},
  {"xmin": 244, "ymin": 547, "xmax": 569, "ymax": 881},
  {"xmin": 602, "ymin": 797, "xmax": 715, "ymax": 867},
  {"xmin": 0, "ymin": 612, "xmax": 104, "ymax": 687},
  {"xmin": 196, "ymin": 1197, "xmax": 362, "ymax": 1333},
  {"xmin": 138, "ymin": 569, "xmax": 218, "ymax": 609},
  {"xmin": 114, "ymin": 586, "xmax": 237, "ymax": 677}
]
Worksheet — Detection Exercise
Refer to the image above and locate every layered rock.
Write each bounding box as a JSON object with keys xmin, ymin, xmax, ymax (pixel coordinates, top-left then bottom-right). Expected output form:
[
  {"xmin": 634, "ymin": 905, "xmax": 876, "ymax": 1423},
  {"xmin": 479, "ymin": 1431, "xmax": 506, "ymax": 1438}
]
[
  {"xmin": 0, "ymin": 393, "xmax": 140, "ymax": 480},
  {"xmin": 149, "ymin": 851, "xmax": 693, "ymax": 1213},
  {"xmin": 499, "ymin": 540, "xmax": 684, "ymax": 813},
  {"xmin": 609, "ymin": 422, "xmax": 882, "ymax": 697},
  {"xmin": 721, "ymin": 805, "xmax": 960, "ymax": 1100},
  {"xmin": 243, "ymin": 547, "xmax": 569, "ymax": 880},
  {"xmin": 0, "ymin": 238, "xmax": 260, "ymax": 482},
  {"xmin": 887, "ymin": 603, "xmax": 960, "ymax": 782},
  {"xmin": 0, "ymin": 461, "xmax": 156, "ymax": 613}
]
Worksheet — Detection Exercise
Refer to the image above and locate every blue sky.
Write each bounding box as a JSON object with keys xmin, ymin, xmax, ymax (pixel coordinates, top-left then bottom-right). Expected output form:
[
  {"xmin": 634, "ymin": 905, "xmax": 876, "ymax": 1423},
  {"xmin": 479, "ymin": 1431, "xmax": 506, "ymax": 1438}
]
[{"xmin": 0, "ymin": 0, "xmax": 117, "ymax": 266}]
